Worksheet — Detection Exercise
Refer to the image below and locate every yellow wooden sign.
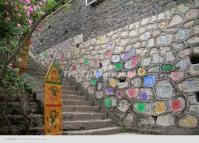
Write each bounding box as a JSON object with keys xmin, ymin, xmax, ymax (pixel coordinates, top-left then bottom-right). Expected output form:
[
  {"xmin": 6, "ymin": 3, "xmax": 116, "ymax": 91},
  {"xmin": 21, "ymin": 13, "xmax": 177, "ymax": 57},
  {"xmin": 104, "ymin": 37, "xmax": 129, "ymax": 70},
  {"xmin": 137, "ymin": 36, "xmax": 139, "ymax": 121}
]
[{"xmin": 44, "ymin": 63, "xmax": 62, "ymax": 135}]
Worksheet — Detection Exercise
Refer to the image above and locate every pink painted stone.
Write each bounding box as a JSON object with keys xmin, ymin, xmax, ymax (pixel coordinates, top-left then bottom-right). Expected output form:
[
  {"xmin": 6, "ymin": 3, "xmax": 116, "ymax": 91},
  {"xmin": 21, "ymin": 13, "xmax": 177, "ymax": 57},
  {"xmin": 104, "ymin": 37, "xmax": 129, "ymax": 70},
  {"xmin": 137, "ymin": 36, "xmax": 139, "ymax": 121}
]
[
  {"xmin": 170, "ymin": 71, "xmax": 184, "ymax": 81},
  {"xmin": 131, "ymin": 56, "xmax": 139, "ymax": 68},
  {"xmin": 126, "ymin": 87, "xmax": 139, "ymax": 98}
]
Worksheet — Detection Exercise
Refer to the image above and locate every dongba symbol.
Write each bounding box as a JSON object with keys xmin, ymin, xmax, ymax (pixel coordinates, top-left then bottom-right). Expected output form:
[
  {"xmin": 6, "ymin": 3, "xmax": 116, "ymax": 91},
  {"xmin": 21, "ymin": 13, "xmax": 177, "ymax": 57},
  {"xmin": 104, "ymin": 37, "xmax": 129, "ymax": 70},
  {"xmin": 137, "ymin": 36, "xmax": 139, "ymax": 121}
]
[
  {"xmin": 47, "ymin": 110, "xmax": 59, "ymax": 130},
  {"xmin": 50, "ymin": 86, "xmax": 58, "ymax": 97}
]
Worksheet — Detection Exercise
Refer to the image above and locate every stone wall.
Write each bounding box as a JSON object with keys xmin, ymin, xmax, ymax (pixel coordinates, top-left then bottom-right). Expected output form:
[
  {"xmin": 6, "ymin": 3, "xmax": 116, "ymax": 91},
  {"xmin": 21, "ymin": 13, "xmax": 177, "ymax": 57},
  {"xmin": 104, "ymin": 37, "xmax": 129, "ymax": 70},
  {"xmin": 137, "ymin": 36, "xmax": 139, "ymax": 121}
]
[
  {"xmin": 33, "ymin": 2, "xmax": 199, "ymax": 131},
  {"xmin": 32, "ymin": 0, "xmax": 192, "ymax": 54}
]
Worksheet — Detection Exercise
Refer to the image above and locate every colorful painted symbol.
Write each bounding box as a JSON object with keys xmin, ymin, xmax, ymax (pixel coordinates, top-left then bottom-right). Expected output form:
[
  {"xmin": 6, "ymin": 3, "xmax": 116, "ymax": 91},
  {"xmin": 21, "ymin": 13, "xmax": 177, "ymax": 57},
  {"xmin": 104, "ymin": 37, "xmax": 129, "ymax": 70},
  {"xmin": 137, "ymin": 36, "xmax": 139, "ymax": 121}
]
[
  {"xmin": 126, "ymin": 87, "xmax": 139, "ymax": 98},
  {"xmin": 139, "ymin": 91, "xmax": 149, "ymax": 101},
  {"xmin": 170, "ymin": 71, "xmax": 184, "ymax": 81},
  {"xmin": 155, "ymin": 101, "xmax": 167, "ymax": 114},
  {"xmin": 90, "ymin": 79, "xmax": 97, "ymax": 86},
  {"xmin": 131, "ymin": 56, "xmax": 139, "ymax": 68},
  {"xmin": 144, "ymin": 75, "xmax": 156, "ymax": 87},
  {"xmin": 96, "ymin": 91, "xmax": 104, "ymax": 99},
  {"xmin": 116, "ymin": 90, "xmax": 125, "ymax": 98},
  {"xmin": 171, "ymin": 99, "xmax": 182, "ymax": 111},
  {"xmin": 127, "ymin": 71, "xmax": 136, "ymax": 78},
  {"xmin": 105, "ymin": 50, "xmax": 113, "ymax": 58},
  {"xmin": 105, "ymin": 88, "xmax": 114, "ymax": 95},
  {"xmin": 161, "ymin": 64, "xmax": 175, "ymax": 72},
  {"xmin": 114, "ymin": 63, "xmax": 123, "ymax": 71},
  {"xmin": 137, "ymin": 67, "xmax": 147, "ymax": 76},
  {"xmin": 104, "ymin": 97, "xmax": 112, "ymax": 108},
  {"xmin": 109, "ymin": 78, "xmax": 118, "ymax": 88},
  {"xmin": 121, "ymin": 48, "xmax": 136, "ymax": 61},
  {"xmin": 83, "ymin": 57, "xmax": 89, "ymax": 65},
  {"xmin": 96, "ymin": 70, "xmax": 102, "ymax": 78},
  {"xmin": 135, "ymin": 102, "xmax": 146, "ymax": 113}
]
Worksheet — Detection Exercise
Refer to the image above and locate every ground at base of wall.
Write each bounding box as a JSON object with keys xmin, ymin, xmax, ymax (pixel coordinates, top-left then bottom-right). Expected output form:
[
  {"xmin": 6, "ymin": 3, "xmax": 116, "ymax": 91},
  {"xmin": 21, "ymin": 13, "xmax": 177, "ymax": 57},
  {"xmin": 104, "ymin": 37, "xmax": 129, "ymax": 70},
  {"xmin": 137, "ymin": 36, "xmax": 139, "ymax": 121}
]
[{"xmin": 122, "ymin": 127, "xmax": 199, "ymax": 135}]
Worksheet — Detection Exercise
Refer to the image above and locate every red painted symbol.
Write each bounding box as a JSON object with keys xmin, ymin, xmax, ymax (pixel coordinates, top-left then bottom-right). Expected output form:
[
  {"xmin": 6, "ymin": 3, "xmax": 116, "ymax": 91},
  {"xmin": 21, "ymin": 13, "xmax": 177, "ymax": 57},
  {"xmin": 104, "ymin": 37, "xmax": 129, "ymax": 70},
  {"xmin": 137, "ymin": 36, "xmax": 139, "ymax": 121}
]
[{"xmin": 171, "ymin": 100, "xmax": 182, "ymax": 111}]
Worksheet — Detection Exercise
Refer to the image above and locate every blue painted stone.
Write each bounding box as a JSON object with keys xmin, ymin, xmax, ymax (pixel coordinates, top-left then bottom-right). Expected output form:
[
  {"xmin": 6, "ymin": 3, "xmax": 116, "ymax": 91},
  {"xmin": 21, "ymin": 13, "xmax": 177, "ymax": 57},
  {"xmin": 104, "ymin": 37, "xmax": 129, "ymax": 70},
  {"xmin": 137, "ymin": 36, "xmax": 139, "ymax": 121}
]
[
  {"xmin": 96, "ymin": 70, "xmax": 102, "ymax": 78},
  {"xmin": 144, "ymin": 75, "xmax": 156, "ymax": 87},
  {"xmin": 139, "ymin": 91, "xmax": 149, "ymax": 101}
]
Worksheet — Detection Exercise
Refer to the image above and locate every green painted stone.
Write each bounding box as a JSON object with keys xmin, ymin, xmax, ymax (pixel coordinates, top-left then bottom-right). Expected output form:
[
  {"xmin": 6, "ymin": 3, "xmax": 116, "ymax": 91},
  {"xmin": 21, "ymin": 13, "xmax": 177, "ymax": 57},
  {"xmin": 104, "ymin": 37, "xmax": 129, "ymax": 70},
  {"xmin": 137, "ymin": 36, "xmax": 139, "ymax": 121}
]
[
  {"xmin": 90, "ymin": 79, "xmax": 97, "ymax": 86},
  {"xmin": 161, "ymin": 64, "xmax": 175, "ymax": 72},
  {"xmin": 104, "ymin": 97, "xmax": 112, "ymax": 108},
  {"xmin": 114, "ymin": 63, "xmax": 123, "ymax": 71},
  {"xmin": 84, "ymin": 58, "xmax": 89, "ymax": 65},
  {"xmin": 135, "ymin": 103, "xmax": 146, "ymax": 113}
]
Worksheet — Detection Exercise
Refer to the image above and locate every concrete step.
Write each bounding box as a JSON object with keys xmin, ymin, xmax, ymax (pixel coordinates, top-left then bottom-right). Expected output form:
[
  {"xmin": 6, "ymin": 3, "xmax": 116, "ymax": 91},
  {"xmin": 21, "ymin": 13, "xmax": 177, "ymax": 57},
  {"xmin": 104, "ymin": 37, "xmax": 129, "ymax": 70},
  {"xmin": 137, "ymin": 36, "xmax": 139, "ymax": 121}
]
[
  {"xmin": 63, "ymin": 126, "xmax": 121, "ymax": 135},
  {"xmin": 63, "ymin": 100, "xmax": 92, "ymax": 106},
  {"xmin": 62, "ymin": 85, "xmax": 76, "ymax": 90},
  {"xmin": 62, "ymin": 90, "xmax": 81, "ymax": 95},
  {"xmin": 63, "ymin": 105, "xmax": 99, "ymax": 112},
  {"xmin": 62, "ymin": 112, "xmax": 106, "ymax": 120},
  {"xmin": 62, "ymin": 94, "xmax": 86, "ymax": 100},
  {"xmin": 63, "ymin": 119, "xmax": 113, "ymax": 130}
]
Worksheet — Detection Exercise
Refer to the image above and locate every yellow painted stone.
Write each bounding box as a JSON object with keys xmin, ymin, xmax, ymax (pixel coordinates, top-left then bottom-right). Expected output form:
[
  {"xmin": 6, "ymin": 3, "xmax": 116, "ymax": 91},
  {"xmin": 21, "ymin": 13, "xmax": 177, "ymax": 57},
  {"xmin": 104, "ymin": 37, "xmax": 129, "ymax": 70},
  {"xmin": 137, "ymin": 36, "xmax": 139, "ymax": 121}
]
[
  {"xmin": 109, "ymin": 78, "xmax": 118, "ymax": 88},
  {"xmin": 137, "ymin": 67, "xmax": 147, "ymax": 76},
  {"xmin": 96, "ymin": 36, "xmax": 105, "ymax": 45},
  {"xmin": 178, "ymin": 115, "xmax": 198, "ymax": 128},
  {"xmin": 154, "ymin": 101, "xmax": 167, "ymax": 114}
]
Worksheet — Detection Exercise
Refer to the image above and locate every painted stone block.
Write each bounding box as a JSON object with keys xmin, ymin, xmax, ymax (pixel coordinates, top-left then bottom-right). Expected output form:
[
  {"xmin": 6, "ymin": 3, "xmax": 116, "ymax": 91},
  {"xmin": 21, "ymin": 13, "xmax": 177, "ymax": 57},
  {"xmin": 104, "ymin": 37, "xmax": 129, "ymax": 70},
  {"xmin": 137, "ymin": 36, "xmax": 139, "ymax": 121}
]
[
  {"xmin": 161, "ymin": 64, "xmax": 175, "ymax": 72},
  {"xmin": 90, "ymin": 79, "xmax": 97, "ymax": 86},
  {"xmin": 156, "ymin": 80, "xmax": 176, "ymax": 99},
  {"xmin": 95, "ymin": 91, "xmax": 104, "ymax": 99},
  {"xmin": 169, "ymin": 97, "xmax": 185, "ymax": 112},
  {"xmin": 188, "ymin": 64, "xmax": 199, "ymax": 76},
  {"xmin": 152, "ymin": 53, "xmax": 164, "ymax": 64},
  {"xmin": 114, "ymin": 63, "xmax": 123, "ymax": 71},
  {"xmin": 108, "ymin": 78, "xmax": 118, "ymax": 88},
  {"xmin": 124, "ymin": 56, "xmax": 139, "ymax": 69},
  {"xmin": 137, "ymin": 67, "xmax": 147, "ymax": 76},
  {"xmin": 114, "ymin": 46, "xmax": 124, "ymax": 53},
  {"xmin": 127, "ymin": 71, "xmax": 136, "ymax": 78},
  {"xmin": 126, "ymin": 87, "xmax": 139, "ymax": 98},
  {"xmin": 188, "ymin": 105, "xmax": 199, "ymax": 114},
  {"xmin": 105, "ymin": 88, "xmax": 114, "ymax": 96},
  {"xmin": 95, "ymin": 70, "xmax": 103, "ymax": 78},
  {"xmin": 141, "ymin": 57, "xmax": 151, "ymax": 67},
  {"xmin": 138, "ymin": 90, "xmax": 150, "ymax": 101},
  {"xmin": 116, "ymin": 90, "xmax": 125, "ymax": 98},
  {"xmin": 134, "ymin": 103, "xmax": 146, "ymax": 113},
  {"xmin": 154, "ymin": 101, "xmax": 167, "ymax": 114},
  {"xmin": 131, "ymin": 77, "xmax": 142, "ymax": 87},
  {"xmin": 117, "ymin": 99, "xmax": 131, "ymax": 112},
  {"xmin": 106, "ymin": 41, "xmax": 115, "ymax": 49},
  {"xmin": 105, "ymin": 50, "xmax": 112, "ymax": 59},
  {"xmin": 104, "ymin": 97, "xmax": 112, "ymax": 108},
  {"xmin": 111, "ymin": 55, "xmax": 120, "ymax": 63},
  {"xmin": 144, "ymin": 75, "xmax": 156, "ymax": 87},
  {"xmin": 170, "ymin": 71, "xmax": 184, "ymax": 81},
  {"xmin": 83, "ymin": 58, "xmax": 89, "ymax": 65},
  {"xmin": 178, "ymin": 115, "xmax": 198, "ymax": 128},
  {"xmin": 177, "ymin": 77, "xmax": 199, "ymax": 92}
]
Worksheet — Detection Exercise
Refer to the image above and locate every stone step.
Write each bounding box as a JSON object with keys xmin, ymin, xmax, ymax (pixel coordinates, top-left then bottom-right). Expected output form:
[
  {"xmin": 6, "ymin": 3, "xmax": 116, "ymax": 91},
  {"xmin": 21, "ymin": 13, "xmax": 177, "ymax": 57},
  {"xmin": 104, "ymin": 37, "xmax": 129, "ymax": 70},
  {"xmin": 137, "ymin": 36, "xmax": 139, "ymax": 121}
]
[
  {"xmin": 63, "ymin": 86, "xmax": 76, "ymax": 90},
  {"xmin": 62, "ymin": 94, "xmax": 86, "ymax": 100},
  {"xmin": 63, "ymin": 105, "xmax": 99, "ymax": 112},
  {"xmin": 63, "ymin": 119, "xmax": 113, "ymax": 130},
  {"xmin": 62, "ymin": 90, "xmax": 81, "ymax": 95},
  {"xmin": 62, "ymin": 112, "xmax": 106, "ymax": 120},
  {"xmin": 63, "ymin": 100, "xmax": 92, "ymax": 106},
  {"xmin": 63, "ymin": 126, "xmax": 121, "ymax": 135}
]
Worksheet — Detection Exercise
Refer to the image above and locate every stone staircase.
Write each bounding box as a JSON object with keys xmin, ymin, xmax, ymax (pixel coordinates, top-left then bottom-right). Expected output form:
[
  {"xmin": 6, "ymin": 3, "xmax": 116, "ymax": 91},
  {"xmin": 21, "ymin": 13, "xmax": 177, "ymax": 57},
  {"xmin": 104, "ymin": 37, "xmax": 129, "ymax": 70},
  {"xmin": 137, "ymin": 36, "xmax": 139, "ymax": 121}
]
[{"xmin": 62, "ymin": 81, "xmax": 121, "ymax": 135}]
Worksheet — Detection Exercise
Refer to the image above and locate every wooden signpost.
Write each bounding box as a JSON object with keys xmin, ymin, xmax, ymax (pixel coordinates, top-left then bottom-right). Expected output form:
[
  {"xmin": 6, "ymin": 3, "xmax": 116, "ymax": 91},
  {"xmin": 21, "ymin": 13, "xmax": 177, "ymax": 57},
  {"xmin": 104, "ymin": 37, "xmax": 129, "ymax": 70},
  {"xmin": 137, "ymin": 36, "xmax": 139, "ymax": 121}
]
[{"xmin": 44, "ymin": 63, "xmax": 62, "ymax": 135}]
